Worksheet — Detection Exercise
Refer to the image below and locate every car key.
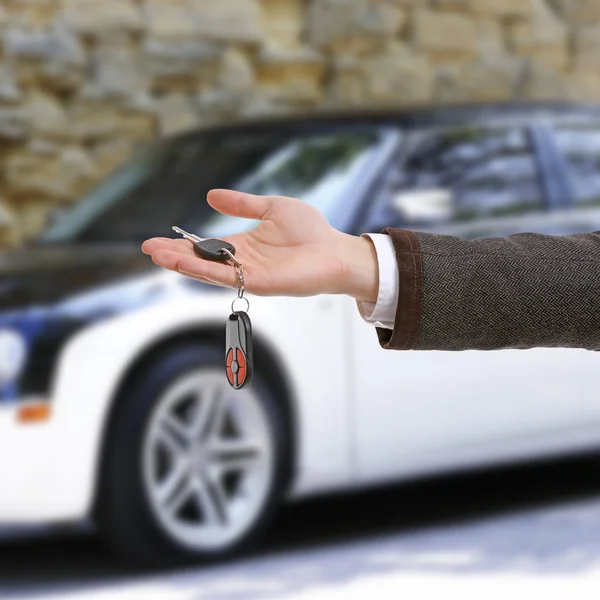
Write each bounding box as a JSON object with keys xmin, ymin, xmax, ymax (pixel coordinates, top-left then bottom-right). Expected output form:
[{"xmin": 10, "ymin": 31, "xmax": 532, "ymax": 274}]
[
  {"xmin": 226, "ymin": 310, "xmax": 253, "ymax": 389},
  {"xmin": 172, "ymin": 226, "xmax": 236, "ymax": 263},
  {"xmin": 173, "ymin": 225, "xmax": 253, "ymax": 390}
]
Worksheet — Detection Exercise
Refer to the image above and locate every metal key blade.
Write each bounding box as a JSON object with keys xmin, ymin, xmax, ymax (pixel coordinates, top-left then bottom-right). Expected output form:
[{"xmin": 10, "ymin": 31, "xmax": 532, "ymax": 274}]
[
  {"xmin": 173, "ymin": 226, "xmax": 236, "ymax": 263},
  {"xmin": 172, "ymin": 226, "xmax": 203, "ymax": 243}
]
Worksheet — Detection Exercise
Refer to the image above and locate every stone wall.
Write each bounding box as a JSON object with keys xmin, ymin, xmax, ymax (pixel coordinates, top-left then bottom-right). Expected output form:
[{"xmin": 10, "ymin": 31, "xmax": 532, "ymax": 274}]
[{"xmin": 0, "ymin": 0, "xmax": 598, "ymax": 245}]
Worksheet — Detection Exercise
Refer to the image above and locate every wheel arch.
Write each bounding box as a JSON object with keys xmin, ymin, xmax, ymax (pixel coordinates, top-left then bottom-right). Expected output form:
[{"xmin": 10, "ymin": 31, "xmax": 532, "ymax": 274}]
[{"xmin": 91, "ymin": 325, "xmax": 298, "ymax": 518}]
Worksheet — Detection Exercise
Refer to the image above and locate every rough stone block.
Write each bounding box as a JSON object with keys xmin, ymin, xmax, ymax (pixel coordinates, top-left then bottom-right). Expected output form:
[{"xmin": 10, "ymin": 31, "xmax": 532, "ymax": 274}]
[
  {"xmin": 238, "ymin": 96, "xmax": 300, "ymax": 120},
  {"xmin": 0, "ymin": 106, "xmax": 27, "ymax": 140},
  {"xmin": 256, "ymin": 47, "xmax": 325, "ymax": 105},
  {"xmin": 60, "ymin": 0, "xmax": 143, "ymax": 35},
  {"xmin": 255, "ymin": 81, "xmax": 323, "ymax": 106},
  {"xmin": 433, "ymin": 0, "xmax": 473, "ymax": 11},
  {"xmin": 381, "ymin": 0, "xmax": 422, "ymax": 6},
  {"xmin": 548, "ymin": 0, "xmax": 600, "ymax": 27},
  {"xmin": 80, "ymin": 35, "xmax": 146, "ymax": 101},
  {"xmin": 567, "ymin": 71, "xmax": 600, "ymax": 101},
  {"xmin": 574, "ymin": 25, "xmax": 600, "ymax": 70},
  {"xmin": 118, "ymin": 112, "xmax": 157, "ymax": 142},
  {"xmin": 143, "ymin": 0, "xmax": 188, "ymax": 5},
  {"xmin": 61, "ymin": 0, "xmax": 143, "ymax": 34},
  {"xmin": 435, "ymin": 54, "xmax": 525, "ymax": 102},
  {"xmin": 143, "ymin": 37, "xmax": 220, "ymax": 92},
  {"xmin": 24, "ymin": 91, "xmax": 70, "ymax": 140},
  {"xmin": 91, "ymin": 138, "xmax": 137, "ymax": 179},
  {"xmin": 327, "ymin": 58, "xmax": 365, "ymax": 105},
  {"xmin": 123, "ymin": 90, "xmax": 157, "ymax": 113},
  {"xmin": 517, "ymin": 60, "xmax": 568, "ymax": 100},
  {"xmin": 73, "ymin": 108, "xmax": 156, "ymax": 144},
  {"xmin": 0, "ymin": 67, "xmax": 23, "ymax": 103},
  {"xmin": 5, "ymin": 26, "xmax": 86, "ymax": 64},
  {"xmin": 412, "ymin": 8, "xmax": 478, "ymax": 58},
  {"xmin": 156, "ymin": 93, "xmax": 200, "ymax": 137},
  {"xmin": 472, "ymin": 0, "xmax": 533, "ymax": 18},
  {"xmin": 261, "ymin": 0, "xmax": 305, "ymax": 49},
  {"xmin": 27, "ymin": 139, "xmax": 62, "ymax": 156},
  {"xmin": 144, "ymin": 4, "xmax": 197, "ymax": 39},
  {"xmin": 0, "ymin": 199, "xmax": 17, "ymax": 231},
  {"xmin": 189, "ymin": 0, "xmax": 263, "ymax": 43},
  {"xmin": 68, "ymin": 102, "xmax": 121, "ymax": 141},
  {"xmin": 12, "ymin": 199, "xmax": 50, "ymax": 243},
  {"xmin": 259, "ymin": 45, "xmax": 325, "ymax": 66},
  {"xmin": 362, "ymin": 44, "xmax": 434, "ymax": 104},
  {"xmin": 218, "ymin": 48, "xmax": 256, "ymax": 94},
  {"xmin": 476, "ymin": 17, "xmax": 505, "ymax": 56},
  {"xmin": 5, "ymin": 26, "xmax": 86, "ymax": 92},
  {"xmin": 196, "ymin": 88, "xmax": 245, "ymax": 124},
  {"xmin": 509, "ymin": 0, "xmax": 568, "ymax": 71},
  {"xmin": 309, "ymin": 0, "xmax": 406, "ymax": 53},
  {"xmin": 5, "ymin": 145, "xmax": 95, "ymax": 201},
  {"xmin": 5, "ymin": 0, "xmax": 56, "ymax": 29}
]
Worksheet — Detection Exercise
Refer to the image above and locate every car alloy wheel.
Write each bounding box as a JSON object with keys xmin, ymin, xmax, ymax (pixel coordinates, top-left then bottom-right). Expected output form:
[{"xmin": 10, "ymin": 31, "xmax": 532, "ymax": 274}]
[{"xmin": 142, "ymin": 369, "xmax": 275, "ymax": 551}]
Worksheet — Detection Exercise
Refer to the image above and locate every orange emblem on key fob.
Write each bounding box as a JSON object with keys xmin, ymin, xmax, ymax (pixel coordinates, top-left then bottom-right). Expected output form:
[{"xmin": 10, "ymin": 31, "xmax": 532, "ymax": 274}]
[{"xmin": 225, "ymin": 311, "xmax": 253, "ymax": 389}]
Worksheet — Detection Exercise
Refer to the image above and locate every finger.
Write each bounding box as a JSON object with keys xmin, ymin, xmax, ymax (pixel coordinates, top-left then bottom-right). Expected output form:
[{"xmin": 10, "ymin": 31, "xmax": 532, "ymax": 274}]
[
  {"xmin": 176, "ymin": 256, "xmax": 237, "ymax": 289},
  {"xmin": 182, "ymin": 274, "xmax": 224, "ymax": 287},
  {"xmin": 151, "ymin": 250, "xmax": 237, "ymax": 288},
  {"xmin": 207, "ymin": 189, "xmax": 272, "ymax": 220},
  {"xmin": 143, "ymin": 237, "xmax": 193, "ymax": 251},
  {"xmin": 142, "ymin": 237, "xmax": 193, "ymax": 255}
]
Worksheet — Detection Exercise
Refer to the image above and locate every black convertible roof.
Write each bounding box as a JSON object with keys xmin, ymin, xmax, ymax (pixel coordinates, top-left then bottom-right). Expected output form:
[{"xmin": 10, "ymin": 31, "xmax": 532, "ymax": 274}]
[{"xmin": 176, "ymin": 101, "xmax": 600, "ymax": 142}]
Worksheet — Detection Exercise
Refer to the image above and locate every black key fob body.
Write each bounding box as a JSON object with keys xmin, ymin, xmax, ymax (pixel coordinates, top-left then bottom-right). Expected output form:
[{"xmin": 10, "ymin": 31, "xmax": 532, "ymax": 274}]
[
  {"xmin": 225, "ymin": 311, "xmax": 253, "ymax": 389},
  {"xmin": 193, "ymin": 238, "xmax": 236, "ymax": 262}
]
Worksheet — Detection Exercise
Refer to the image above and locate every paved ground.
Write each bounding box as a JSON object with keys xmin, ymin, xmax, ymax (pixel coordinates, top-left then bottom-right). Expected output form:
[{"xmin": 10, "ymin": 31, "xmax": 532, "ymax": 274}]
[{"xmin": 4, "ymin": 453, "xmax": 600, "ymax": 600}]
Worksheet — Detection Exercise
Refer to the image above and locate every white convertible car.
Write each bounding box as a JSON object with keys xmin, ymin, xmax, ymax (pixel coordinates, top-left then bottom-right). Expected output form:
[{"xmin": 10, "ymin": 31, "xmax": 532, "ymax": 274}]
[{"xmin": 1, "ymin": 103, "xmax": 600, "ymax": 566}]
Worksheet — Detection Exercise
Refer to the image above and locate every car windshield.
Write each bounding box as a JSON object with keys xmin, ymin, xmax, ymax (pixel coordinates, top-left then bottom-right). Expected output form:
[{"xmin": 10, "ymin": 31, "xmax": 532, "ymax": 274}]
[{"xmin": 39, "ymin": 129, "xmax": 380, "ymax": 244}]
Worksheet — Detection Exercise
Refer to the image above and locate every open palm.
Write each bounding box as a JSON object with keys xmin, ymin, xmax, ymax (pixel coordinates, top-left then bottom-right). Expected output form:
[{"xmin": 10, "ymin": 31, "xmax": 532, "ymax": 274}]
[{"xmin": 142, "ymin": 189, "xmax": 372, "ymax": 299}]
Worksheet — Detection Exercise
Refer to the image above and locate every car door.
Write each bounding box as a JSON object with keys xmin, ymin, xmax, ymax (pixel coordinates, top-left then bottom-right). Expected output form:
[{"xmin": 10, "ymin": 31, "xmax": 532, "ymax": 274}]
[
  {"xmin": 550, "ymin": 121, "xmax": 600, "ymax": 430},
  {"xmin": 349, "ymin": 122, "xmax": 582, "ymax": 484}
]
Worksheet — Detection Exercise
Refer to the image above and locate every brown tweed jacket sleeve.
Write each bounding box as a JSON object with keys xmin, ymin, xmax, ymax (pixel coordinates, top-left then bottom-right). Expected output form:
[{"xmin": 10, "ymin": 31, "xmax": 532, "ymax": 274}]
[{"xmin": 376, "ymin": 228, "xmax": 600, "ymax": 352}]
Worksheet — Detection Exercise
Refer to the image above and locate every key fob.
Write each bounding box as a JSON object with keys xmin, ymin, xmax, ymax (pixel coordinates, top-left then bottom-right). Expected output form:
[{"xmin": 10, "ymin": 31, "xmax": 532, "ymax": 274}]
[
  {"xmin": 225, "ymin": 311, "xmax": 253, "ymax": 389},
  {"xmin": 193, "ymin": 238, "xmax": 236, "ymax": 262}
]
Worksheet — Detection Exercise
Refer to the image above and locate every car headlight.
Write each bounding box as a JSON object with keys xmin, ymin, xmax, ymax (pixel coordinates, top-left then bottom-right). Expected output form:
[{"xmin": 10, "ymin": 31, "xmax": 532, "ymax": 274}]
[{"xmin": 0, "ymin": 329, "xmax": 28, "ymax": 384}]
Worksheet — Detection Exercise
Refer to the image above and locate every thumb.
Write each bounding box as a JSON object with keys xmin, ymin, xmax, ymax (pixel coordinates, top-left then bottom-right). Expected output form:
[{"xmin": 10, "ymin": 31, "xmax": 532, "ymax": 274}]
[{"xmin": 207, "ymin": 189, "xmax": 272, "ymax": 220}]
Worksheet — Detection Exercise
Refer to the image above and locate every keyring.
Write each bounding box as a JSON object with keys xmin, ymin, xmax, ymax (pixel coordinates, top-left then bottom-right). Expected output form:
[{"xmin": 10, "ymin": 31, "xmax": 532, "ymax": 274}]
[
  {"xmin": 221, "ymin": 247, "xmax": 243, "ymax": 271},
  {"xmin": 221, "ymin": 247, "xmax": 246, "ymax": 300},
  {"xmin": 231, "ymin": 296, "xmax": 250, "ymax": 313}
]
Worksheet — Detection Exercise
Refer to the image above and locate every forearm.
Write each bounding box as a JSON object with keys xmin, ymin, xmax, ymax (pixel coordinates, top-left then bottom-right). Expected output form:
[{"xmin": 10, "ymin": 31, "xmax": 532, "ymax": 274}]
[{"xmin": 377, "ymin": 228, "xmax": 600, "ymax": 352}]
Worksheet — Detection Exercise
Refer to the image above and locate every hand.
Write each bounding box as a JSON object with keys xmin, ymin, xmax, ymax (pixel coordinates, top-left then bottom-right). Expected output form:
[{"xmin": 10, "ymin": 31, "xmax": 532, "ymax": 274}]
[{"xmin": 141, "ymin": 189, "xmax": 379, "ymax": 302}]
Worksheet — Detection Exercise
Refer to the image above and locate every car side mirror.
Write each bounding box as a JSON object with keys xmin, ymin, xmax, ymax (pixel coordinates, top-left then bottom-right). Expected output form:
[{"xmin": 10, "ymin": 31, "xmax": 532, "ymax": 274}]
[{"xmin": 390, "ymin": 188, "xmax": 453, "ymax": 224}]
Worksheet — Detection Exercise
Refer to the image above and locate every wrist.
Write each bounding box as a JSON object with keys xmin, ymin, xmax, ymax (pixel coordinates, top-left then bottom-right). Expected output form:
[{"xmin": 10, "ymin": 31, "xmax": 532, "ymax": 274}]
[{"xmin": 335, "ymin": 232, "xmax": 379, "ymax": 303}]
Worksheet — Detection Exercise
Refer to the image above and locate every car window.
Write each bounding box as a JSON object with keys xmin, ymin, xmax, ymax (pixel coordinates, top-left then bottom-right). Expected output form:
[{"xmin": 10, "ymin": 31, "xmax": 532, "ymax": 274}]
[
  {"xmin": 554, "ymin": 125, "xmax": 600, "ymax": 209},
  {"xmin": 369, "ymin": 125, "xmax": 545, "ymax": 234},
  {"xmin": 198, "ymin": 131, "xmax": 378, "ymax": 238},
  {"xmin": 40, "ymin": 130, "xmax": 380, "ymax": 244}
]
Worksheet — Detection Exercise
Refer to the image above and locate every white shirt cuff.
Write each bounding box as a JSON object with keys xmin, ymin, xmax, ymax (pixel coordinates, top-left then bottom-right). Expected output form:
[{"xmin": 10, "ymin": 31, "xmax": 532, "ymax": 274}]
[{"xmin": 356, "ymin": 233, "xmax": 399, "ymax": 330}]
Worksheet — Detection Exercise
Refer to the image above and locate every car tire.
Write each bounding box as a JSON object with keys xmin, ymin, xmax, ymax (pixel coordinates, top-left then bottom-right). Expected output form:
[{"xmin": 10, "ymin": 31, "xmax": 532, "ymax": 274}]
[{"xmin": 96, "ymin": 343, "xmax": 289, "ymax": 567}]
